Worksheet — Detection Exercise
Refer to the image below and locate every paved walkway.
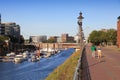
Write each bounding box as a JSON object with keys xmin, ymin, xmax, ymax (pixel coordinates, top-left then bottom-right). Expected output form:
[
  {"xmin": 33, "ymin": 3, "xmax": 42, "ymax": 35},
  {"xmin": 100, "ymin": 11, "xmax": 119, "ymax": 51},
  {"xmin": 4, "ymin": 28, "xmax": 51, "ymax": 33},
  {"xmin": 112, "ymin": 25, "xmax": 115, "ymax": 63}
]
[{"xmin": 86, "ymin": 45, "xmax": 120, "ymax": 80}]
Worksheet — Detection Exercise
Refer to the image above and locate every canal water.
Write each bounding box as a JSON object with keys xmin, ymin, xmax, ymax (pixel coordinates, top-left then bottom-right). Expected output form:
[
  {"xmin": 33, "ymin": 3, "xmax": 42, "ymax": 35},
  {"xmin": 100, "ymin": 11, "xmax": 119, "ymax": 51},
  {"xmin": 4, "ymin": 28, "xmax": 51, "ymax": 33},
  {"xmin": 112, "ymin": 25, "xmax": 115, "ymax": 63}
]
[{"xmin": 0, "ymin": 48, "xmax": 75, "ymax": 80}]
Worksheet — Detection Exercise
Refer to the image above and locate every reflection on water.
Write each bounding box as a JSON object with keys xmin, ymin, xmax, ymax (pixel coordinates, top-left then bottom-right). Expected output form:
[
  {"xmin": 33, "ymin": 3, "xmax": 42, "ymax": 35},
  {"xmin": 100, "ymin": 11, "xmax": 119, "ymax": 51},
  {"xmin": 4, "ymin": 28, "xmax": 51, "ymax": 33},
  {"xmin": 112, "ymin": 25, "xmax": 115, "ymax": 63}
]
[{"xmin": 0, "ymin": 48, "xmax": 75, "ymax": 80}]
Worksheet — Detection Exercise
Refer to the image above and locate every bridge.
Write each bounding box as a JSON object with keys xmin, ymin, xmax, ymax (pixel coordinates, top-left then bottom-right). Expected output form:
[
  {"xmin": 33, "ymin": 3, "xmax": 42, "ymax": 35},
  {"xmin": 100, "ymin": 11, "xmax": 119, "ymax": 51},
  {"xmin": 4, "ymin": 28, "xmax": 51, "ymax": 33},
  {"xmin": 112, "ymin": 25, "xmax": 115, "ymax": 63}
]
[{"xmin": 25, "ymin": 43, "xmax": 80, "ymax": 49}]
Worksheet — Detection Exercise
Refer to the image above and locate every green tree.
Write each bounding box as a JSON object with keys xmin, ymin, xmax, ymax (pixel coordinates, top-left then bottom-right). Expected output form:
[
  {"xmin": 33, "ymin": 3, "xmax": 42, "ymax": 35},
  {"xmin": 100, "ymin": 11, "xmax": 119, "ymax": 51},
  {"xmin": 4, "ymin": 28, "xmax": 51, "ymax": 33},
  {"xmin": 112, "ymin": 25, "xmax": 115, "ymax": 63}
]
[
  {"xmin": 88, "ymin": 30, "xmax": 100, "ymax": 45},
  {"xmin": 0, "ymin": 36, "xmax": 9, "ymax": 42},
  {"xmin": 19, "ymin": 35, "xmax": 24, "ymax": 44},
  {"xmin": 106, "ymin": 29, "xmax": 117, "ymax": 45},
  {"xmin": 88, "ymin": 29, "xmax": 117, "ymax": 46},
  {"xmin": 47, "ymin": 37, "xmax": 56, "ymax": 43}
]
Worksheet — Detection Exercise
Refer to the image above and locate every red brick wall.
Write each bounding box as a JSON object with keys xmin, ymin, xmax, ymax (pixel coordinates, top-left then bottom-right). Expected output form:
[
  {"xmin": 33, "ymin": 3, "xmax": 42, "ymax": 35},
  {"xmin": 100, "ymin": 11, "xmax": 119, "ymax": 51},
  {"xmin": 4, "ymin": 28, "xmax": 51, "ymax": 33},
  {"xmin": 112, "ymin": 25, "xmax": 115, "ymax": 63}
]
[{"xmin": 117, "ymin": 20, "xmax": 120, "ymax": 48}]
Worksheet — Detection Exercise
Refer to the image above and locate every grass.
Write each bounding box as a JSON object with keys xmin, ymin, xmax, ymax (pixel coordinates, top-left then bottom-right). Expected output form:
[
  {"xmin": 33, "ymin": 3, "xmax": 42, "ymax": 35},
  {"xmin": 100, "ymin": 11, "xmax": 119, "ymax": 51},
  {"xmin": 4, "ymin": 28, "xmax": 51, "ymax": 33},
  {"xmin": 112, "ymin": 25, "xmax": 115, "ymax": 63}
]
[{"xmin": 45, "ymin": 49, "xmax": 81, "ymax": 80}]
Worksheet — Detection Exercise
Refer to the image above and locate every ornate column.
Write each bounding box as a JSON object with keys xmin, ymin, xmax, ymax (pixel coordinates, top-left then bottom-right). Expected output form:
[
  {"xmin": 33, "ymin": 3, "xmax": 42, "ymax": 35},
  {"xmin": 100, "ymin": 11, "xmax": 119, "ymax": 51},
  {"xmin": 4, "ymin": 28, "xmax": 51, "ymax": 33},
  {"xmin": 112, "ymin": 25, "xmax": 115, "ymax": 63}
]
[{"xmin": 77, "ymin": 12, "xmax": 84, "ymax": 48}]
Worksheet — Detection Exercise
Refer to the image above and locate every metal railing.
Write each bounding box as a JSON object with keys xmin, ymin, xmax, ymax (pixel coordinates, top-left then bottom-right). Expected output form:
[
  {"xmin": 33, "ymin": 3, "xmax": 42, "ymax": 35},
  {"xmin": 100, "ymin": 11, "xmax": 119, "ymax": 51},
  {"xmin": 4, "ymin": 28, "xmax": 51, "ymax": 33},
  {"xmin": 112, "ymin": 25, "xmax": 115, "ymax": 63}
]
[
  {"xmin": 73, "ymin": 45, "xmax": 91, "ymax": 80},
  {"xmin": 73, "ymin": 46, "xmax": 85, "ymax": 80}
]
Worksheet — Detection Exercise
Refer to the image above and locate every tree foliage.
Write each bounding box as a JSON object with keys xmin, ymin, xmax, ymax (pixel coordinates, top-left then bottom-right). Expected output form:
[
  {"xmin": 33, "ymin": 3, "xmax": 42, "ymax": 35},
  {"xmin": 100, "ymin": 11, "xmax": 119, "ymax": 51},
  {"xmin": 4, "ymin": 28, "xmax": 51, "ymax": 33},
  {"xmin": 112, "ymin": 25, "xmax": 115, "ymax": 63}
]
[
  {"xmin": 0, "ymin": 36, "xmax": 9, "ymax": 43},
  {"xmin": 88, "ymin": 29, "xmax": 116, "ymax": 45},
  {"xmin": 19, "ymin": 35, "xmax": 24, "ymax": 44},
  {"xmin": 47, "ymin": 37, "xmax": 56, "ymax": 43}
]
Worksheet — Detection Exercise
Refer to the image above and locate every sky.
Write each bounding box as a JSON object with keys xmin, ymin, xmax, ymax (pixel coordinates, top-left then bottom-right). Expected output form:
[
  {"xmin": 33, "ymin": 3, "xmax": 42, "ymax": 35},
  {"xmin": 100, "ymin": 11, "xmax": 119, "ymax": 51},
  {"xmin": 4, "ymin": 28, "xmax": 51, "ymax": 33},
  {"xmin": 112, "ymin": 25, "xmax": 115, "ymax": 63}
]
[{"xmin": 0, "ymin": 0, "xmax": 120, "ymax": 39}]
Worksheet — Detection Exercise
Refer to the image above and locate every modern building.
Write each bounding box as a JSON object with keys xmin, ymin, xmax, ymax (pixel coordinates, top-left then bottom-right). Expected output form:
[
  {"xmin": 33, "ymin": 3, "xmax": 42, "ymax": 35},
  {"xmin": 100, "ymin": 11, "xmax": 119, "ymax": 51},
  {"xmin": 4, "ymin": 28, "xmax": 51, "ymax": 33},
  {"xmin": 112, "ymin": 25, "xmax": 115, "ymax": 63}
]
[
  {"xmin": 0, "ymin": 15, "xmax": 20, "ymax": 38},
  {"xmin": 30, "ymin": 35, "xmax": 47, "ymax": 43},
  {"xmin": 117, "ymin": 16, "xmax": 120, "ymax": 48},
  {"xmin": 0, "ymin": 22, "xmax": 20, "ymax": 38}
]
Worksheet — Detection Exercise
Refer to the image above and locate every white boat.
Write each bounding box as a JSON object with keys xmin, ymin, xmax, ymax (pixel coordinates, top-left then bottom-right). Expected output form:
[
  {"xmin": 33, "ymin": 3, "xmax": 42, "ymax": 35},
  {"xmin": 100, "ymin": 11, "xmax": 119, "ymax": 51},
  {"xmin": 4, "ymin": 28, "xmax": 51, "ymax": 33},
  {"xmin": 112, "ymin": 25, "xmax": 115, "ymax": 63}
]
[
  {"xmin": 23, "ymin": 51, "xmax": 29, "ymax": 59},
  {"xmin": 14, "ymin": 54, "xmax": 24, "ymax": 63}
]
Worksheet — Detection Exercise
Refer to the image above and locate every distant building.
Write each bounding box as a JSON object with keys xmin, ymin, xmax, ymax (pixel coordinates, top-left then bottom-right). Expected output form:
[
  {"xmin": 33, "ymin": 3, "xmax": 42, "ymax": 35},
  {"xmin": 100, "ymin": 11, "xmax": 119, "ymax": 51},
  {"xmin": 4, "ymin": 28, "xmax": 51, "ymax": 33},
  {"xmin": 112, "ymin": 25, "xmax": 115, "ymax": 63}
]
[
  {"xmin": 117, "ymin": 16, "xmax": 120, "ymax": 48},
  {"xmin": 30, "ymin": 35, "xmax": 47, "ymax": 43},
  {"xmin": 74, "ymin": 34, "xmax": 79, "ymax": 43},
  {"xmin": 61, "ymin": 33, "xmax": 68, "ymax": 43},
  {"xmin": 0, "ymin": 22, "xmax": 20, "ymax": 38},
  {"xmin": 0, "ymin": 15, "xmax": 20, "ymax": 38},
  {"xmin": 101, "ymin": 29, "xmax": 108, "ymax": 32},
  {"xmin": 61, "ymin": 33, "xmax": 75, "ymax": 43},
  {"xmin": 57, "ymin": 37, "xmax": 62, "ymax": 43}
]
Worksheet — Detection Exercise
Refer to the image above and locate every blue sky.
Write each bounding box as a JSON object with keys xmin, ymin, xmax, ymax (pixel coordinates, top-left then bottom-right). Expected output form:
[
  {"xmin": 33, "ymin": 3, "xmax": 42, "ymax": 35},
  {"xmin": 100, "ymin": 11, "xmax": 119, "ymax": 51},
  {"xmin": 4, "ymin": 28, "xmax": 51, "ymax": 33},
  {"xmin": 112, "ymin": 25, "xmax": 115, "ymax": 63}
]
[{"xmin": 0, "ymin": 0, "xmax": 120, "ymax": 39}]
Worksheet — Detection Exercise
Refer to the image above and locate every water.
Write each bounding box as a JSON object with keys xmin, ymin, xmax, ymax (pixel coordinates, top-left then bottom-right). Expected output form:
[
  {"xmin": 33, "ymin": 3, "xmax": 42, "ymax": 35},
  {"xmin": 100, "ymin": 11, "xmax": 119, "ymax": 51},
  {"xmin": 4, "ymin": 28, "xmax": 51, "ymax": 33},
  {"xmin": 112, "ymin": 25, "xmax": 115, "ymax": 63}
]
[{"xmin": 0, "ymin": 48, "xmax": 75, "ymax": 80}]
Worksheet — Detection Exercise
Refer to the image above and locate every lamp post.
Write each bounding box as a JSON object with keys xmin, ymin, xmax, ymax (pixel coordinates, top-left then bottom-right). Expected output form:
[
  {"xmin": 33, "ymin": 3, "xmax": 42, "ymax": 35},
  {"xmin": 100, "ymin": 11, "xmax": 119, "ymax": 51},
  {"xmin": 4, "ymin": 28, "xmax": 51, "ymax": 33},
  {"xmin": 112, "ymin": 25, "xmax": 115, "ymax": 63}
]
[{"xmin": 77, "ymin": 12, "xmax": 84, "ymax": 48}]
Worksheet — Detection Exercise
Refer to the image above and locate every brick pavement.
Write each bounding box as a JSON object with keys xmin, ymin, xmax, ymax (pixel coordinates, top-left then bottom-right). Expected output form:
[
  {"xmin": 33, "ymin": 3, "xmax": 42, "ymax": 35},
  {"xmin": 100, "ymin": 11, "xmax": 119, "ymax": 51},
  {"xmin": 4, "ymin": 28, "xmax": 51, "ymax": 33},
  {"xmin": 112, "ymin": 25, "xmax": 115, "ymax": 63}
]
[{"xmin": 85, "ymin": 45, "xmax": 120, "ymax": 80}]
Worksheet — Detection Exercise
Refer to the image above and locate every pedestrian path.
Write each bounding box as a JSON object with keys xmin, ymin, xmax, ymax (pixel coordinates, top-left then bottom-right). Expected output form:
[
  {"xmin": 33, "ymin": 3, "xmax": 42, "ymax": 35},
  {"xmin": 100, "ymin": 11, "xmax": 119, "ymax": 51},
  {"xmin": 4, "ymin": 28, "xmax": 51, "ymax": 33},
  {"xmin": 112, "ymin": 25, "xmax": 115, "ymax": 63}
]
[{"xmin": 86, "ymin": 45, "xmax": 120, "ymax": 80}]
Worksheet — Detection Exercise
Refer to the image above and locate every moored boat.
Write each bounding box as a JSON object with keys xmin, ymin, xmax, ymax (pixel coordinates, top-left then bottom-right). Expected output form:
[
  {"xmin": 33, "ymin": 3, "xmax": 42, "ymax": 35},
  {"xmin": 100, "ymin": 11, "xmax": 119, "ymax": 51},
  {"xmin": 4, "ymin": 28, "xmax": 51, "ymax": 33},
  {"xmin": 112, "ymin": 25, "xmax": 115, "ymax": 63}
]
[{"xmin": 14, "ymin": 54, "xmax": 24, "ymax": 63}]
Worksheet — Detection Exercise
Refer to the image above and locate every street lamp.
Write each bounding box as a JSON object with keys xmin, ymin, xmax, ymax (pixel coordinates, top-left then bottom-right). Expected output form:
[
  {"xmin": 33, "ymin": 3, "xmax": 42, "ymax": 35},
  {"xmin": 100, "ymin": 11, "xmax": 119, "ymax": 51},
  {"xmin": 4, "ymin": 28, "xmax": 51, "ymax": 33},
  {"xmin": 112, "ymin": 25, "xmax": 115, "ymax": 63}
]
[{"xmin": 77, "ymin": 12, "xmax": 84, "ymax": 48}]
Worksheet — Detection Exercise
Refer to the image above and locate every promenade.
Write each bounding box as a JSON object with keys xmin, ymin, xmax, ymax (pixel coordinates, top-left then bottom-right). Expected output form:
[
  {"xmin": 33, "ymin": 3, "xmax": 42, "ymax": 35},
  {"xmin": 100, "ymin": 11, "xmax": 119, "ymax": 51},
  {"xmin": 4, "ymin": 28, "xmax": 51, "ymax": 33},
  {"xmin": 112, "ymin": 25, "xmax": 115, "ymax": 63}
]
[{"xmin": 85, "ymin": 45, "xmax": 120, "ymax": 80}]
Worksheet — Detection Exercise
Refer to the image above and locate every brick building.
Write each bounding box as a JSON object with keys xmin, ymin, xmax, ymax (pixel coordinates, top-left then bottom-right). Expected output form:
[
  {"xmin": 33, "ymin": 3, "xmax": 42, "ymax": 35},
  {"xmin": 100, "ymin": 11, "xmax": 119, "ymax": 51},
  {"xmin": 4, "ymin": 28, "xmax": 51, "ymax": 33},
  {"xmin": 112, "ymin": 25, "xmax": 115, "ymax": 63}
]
[
  {"xmin": 117, "ymin": 16, "xmax": 120, "ymax": 48},
  {"xmin": 61, "ymin": 33, "xmax": 74, "ymax": 43}
]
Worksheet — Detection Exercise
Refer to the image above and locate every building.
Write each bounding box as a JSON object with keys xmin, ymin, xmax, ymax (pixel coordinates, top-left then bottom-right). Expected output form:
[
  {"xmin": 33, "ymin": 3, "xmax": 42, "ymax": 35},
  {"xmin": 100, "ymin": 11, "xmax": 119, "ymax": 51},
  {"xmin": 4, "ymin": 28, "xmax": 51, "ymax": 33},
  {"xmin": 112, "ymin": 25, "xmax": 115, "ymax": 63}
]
[
  {"xmin": 101, "ymin": 29, "xmax": 108, "ymax": 32},
  {"xmin": 117, "ymin": 16, "xmax": 120, "ymax": 48},
  {"xmin": 74, "ymin": 34, "xmax": 79, "ymax": 43},
  {"xmin": 56, "ymin": 37, "xmax": 62, "ymax": 43},
  {"xmin": 30, "ymin": 35, "xmax": 47, "ymax": 43},
  {"xmin": 0, "ymin": 22, "xmax": 20, "ymax": 38},
  {"xmin": 0, "ymin": 15, "xmax": 20, "ymax": 38},
  {"xmin": 61, "ymin": 33, "xmax": 75, "ymax": 43},
  {"xmin": 61, "ymin": 33, "xmax": 68, "ymax": 43}
]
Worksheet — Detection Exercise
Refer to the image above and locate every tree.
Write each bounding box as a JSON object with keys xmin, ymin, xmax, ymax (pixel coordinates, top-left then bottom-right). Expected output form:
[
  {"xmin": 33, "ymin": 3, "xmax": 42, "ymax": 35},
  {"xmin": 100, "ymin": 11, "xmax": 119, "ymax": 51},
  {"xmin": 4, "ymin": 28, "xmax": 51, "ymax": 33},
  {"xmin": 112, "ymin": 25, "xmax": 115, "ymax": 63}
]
[
  {"xmin": 19, "ymin": 35, "xmax": 24, "ymax": 44},
  {"xmin": 88, "ymin": 29, "xmax": 117, "ymax": 46},
  {"xmin": 106, "ymin": 29, "xmax": 117, "ymax": 45},
  {"xmin": 47, "ymin": 38, "xmax": 56, "ymax": 43},
  {"xmin": 0, "ymin": 36, "xmax": 9, "ymax": 42},
  {"xmin": 29, "ymin": 37, "xmax": 32, "ymax": 43},
  {"xmin": 88, "ymin": 30, "xmax": 100, "ymax": 45}
]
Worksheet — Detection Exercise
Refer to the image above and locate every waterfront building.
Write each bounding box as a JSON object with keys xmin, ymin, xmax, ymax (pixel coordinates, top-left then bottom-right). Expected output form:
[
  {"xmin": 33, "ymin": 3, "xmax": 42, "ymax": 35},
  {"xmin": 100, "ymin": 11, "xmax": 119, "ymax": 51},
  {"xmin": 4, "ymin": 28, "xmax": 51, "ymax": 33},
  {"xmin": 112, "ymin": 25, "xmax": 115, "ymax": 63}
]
[
  {"xmin": 56, "ymin": 37, "xmax": 62, "ymax": 43},
  {"xmin": 74, "ymin": 34, "xmax": 79, "ymax": 43},
  {"xmin": 0, "ymin": 22, "xmax": 20, "ymax": 37},
  {"xmin": 30, "ymin": 35, "xmax": 47, "ymax": 43},
  {"xmin": 61, "ymin": 33, "xmax": 75, "ymax": 43},
  {"xmin": 61, "ymin": 33, "xmax": 68, "ymax": 43},
  {"xmin": 0, "ymin": 14, "xmax": 20, "ymax": 38},
  {"xmin": 117, "ymin": 16, "xmax": 120, "ymax": 48}
]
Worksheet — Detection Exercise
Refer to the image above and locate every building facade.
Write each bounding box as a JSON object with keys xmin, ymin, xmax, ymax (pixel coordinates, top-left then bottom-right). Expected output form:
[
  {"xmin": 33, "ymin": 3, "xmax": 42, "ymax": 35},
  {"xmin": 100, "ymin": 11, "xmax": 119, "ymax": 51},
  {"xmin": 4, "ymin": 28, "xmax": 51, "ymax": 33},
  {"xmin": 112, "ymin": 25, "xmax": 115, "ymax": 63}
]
[
  {"xmin": 0, "ymin": 15, "xmax": 20, "ymax": 38},
  {"xmin": 117, "ymin": 17, "xmax": 120, "ymax": 48},
  {"xmin": 0, "ymin": 22, "xmax": 20, "ymax": 38},
  {"xmin": 61, "ymin": 33, "xmax": 75, "ymax": 43},
  {"xmin": 61, "ymin": 33, "xmax": 68, "ymax": 43},
  {"xmin": 30, "ymin": 35, "xmax": 47, "ymax": 43}
]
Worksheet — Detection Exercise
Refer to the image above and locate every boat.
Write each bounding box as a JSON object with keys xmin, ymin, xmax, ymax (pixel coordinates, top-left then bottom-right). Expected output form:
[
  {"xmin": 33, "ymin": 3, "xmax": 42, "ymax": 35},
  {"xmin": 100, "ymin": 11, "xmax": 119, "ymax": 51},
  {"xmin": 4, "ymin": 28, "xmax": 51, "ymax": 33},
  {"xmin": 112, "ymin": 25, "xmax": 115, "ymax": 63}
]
[{"xmin": 14, "ymin": 54, "xmax": 24, "ymax": 63}]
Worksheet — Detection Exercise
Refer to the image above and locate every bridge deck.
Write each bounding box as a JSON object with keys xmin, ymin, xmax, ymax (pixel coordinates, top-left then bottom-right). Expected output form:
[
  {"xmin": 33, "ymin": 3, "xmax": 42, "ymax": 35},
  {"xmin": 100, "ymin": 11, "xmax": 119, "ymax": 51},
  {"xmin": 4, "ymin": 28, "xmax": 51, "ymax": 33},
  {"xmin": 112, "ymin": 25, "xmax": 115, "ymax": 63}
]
[{"xmin": 85, "ymin": 45, "xmax": 120, "ymax": 80}]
